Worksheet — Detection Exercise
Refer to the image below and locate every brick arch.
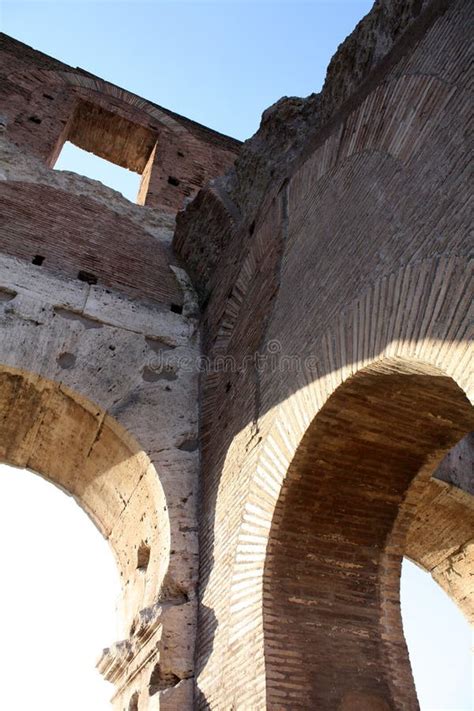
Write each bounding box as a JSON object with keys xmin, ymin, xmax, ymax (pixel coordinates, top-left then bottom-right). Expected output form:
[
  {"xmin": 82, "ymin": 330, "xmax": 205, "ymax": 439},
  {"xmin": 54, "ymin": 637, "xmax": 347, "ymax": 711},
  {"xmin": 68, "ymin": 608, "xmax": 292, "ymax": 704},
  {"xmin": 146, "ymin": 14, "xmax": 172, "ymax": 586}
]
[
  {"xmin": 0, "ymin": 363, "xmax": 170, "ymax": 635},
  {"xmin": 186, "ymin": 67, "xmax": 465, "ymax": 367},
  {"xmin": 290, "ymin": 71, "xmax": 458, "ymax": 216},
  {"xmin": 262, "ymin": 359, "xmax": 473, "ymax": 710},
  {"xmin": 2, "ymin": 61, "xmax": 239, "ymax": 213},
  {"xmin": 61, "ymin": 75, "xmax": 188, "ymax": 134},
  {"xmin": 219, "ymin": 255, "xmax": 472, "ymax": 708},
  {"xmin": 5, "ymin": 66, "xmax": 188, "ymax": 134}
]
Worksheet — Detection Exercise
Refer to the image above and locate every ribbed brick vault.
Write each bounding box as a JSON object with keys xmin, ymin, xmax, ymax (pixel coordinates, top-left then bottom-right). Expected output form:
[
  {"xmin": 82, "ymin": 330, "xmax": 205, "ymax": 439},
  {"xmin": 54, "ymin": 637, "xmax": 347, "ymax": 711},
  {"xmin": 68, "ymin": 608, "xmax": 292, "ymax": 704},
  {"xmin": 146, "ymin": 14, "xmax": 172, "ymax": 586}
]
[{"xmin": 263, "ymin": 359, "xmax": 473, "ymax": 710}]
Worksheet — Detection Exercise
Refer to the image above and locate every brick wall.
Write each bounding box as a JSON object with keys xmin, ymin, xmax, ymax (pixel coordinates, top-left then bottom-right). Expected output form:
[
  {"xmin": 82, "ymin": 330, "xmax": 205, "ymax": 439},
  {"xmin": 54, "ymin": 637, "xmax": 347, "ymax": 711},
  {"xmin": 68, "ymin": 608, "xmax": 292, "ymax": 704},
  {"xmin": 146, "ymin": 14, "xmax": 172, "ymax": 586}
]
[
  {"xmin": 0, "ymin": 180, "xmax": 182, "ymax": 306},
  {"xmin": 174, "ymin": 0, "xmax": 473, "ymax": 707}
]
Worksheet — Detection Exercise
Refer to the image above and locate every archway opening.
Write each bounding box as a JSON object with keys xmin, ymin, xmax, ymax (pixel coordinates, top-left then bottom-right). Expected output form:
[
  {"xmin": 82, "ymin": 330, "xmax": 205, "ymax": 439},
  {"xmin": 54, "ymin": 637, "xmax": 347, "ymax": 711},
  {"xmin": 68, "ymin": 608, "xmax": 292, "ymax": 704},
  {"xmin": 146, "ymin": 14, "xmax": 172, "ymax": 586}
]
[
  {"xmin": 262, "ymin": 360, "xmax": 473, "ymax": 709},
  {"xmin": 401, "ymin": 558, "xmax": 473, "ymax": 711},
  {"xmin": 0, "ymin": 366, "xmax": 173, "ymax": 708},
  {"xmin": 0, "ymin": 463, "xmax": 121, "ymax": 710}
]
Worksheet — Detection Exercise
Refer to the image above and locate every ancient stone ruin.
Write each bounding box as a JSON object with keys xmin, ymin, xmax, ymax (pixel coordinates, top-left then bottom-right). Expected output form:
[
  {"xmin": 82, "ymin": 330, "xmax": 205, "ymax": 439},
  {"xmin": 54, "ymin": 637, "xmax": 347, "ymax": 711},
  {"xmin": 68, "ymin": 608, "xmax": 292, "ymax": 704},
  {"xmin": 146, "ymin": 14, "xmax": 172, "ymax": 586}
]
[{"xmin": 0, "ymin": 0, "xmax": 472, "ymax": 708}]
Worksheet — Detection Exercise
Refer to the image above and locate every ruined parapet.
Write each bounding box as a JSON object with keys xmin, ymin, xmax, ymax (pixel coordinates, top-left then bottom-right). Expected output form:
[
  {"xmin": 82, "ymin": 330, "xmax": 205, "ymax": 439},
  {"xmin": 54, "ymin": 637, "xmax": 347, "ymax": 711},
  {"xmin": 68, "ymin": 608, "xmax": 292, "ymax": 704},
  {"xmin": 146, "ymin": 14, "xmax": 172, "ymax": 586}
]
[{"xmin": 0, "ymin": 32, "xmax": 240, "ymax": 213}]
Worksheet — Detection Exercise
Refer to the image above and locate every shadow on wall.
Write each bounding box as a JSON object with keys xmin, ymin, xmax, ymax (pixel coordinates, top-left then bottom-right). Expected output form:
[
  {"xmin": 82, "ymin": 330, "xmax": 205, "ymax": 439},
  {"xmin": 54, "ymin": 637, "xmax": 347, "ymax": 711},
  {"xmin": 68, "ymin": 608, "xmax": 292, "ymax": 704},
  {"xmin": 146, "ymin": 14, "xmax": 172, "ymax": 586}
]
[
  {"xmin": 188, "ymin": 4, "xmax": 473, "ymax": 694},
  {"xmin": 262, "ymin": 363, "xmax": 473, "ymax": 709},
  {"xmin": 195, "ymin": 255, "xmax": 472, "ymax": 709},
  {"xmin": 194, "ymin": 605, "xmax": 218, "ymax": 710}
]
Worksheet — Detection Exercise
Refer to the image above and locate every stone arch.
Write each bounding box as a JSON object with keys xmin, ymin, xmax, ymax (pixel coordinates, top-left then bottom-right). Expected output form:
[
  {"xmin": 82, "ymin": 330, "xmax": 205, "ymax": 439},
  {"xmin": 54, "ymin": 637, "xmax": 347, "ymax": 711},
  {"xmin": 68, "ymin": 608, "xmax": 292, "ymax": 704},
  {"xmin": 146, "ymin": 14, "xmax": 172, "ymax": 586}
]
[
  {"xmin": 0, "ymin": 362, "xmax": 197, "ymax": 707},
  {"xmin": 0, "ymin": 168, "xmax": 199, "ymax": 706},
  {"xmin": 0, "ymin": 363, "xmax": 169, "ymax": 635}
]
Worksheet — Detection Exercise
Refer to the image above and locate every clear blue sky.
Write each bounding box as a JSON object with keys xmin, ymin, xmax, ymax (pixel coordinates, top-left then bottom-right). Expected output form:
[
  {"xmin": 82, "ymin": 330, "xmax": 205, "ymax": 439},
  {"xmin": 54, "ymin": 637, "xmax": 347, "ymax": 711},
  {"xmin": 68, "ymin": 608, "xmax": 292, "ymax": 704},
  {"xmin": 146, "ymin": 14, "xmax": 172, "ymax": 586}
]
[
  {"xmin": 0, "ymin": 3, "xmax": 472, "ymax": 709},
  {"xmin": 2, "ymin": 1, "xmax": 374, "ymax": 141}
]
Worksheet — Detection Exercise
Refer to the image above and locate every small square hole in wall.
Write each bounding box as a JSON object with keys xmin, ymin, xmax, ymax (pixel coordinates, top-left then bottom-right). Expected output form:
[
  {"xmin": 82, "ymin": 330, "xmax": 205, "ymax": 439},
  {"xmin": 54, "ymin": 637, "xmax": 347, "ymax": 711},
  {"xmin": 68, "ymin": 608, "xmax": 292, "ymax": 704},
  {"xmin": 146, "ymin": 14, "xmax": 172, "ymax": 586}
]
[{"xmin": 54, "ymin": 142, "xmax": 141, "ymax": 202}]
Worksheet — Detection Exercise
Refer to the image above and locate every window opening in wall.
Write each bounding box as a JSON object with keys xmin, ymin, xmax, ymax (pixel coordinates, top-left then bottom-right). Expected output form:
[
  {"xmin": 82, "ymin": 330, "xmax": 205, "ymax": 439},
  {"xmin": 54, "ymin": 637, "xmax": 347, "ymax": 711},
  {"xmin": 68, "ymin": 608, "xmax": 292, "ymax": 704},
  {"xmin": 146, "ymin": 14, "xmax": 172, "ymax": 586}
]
[
  {"xmin": 54, "ymin": 141, "xmax": 141, "ymax": 202},
  {"xmin": 0, "ymin": 464, "xmax": 121, "ymax": 711},
  {"xmin": 400, "ymin": 558, "xmax": 473, "ymax": 710}
]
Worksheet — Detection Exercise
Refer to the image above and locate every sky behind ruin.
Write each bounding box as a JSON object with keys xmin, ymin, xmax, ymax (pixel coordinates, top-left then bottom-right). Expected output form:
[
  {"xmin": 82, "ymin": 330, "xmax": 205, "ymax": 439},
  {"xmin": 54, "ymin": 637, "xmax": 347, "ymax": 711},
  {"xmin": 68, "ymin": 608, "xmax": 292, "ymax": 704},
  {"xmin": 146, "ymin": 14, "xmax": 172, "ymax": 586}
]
[
  {"xmin": 1, "ymin": 2, "xmax": 473, "ymax": 709},
  {"xmin": 1, "ymin": 0, "xmax": 375, "ymax": 141}
]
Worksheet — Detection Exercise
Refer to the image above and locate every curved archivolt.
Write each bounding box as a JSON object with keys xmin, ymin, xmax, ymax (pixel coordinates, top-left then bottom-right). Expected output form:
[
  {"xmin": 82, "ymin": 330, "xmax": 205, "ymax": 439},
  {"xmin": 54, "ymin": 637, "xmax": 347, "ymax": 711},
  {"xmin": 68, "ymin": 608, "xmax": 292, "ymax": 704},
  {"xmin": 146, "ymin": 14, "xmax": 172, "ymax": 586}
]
[
  {"xmin": 0, "ymin": 364, "xmax": 169, "ymax": 636},
  {"xmin": 261, "ymin": 358, "xmax": 473, "ymax": 710}
]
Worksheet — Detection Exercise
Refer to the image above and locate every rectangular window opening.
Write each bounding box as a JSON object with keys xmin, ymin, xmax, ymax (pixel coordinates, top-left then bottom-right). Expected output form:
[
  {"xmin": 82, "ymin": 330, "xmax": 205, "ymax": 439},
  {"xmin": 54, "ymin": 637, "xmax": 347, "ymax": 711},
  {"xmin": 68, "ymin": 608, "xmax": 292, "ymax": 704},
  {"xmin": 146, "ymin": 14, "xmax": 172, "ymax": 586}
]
[{"xmin": 51, "ymin": 99, "xmax": 157, "ymax": 204}]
